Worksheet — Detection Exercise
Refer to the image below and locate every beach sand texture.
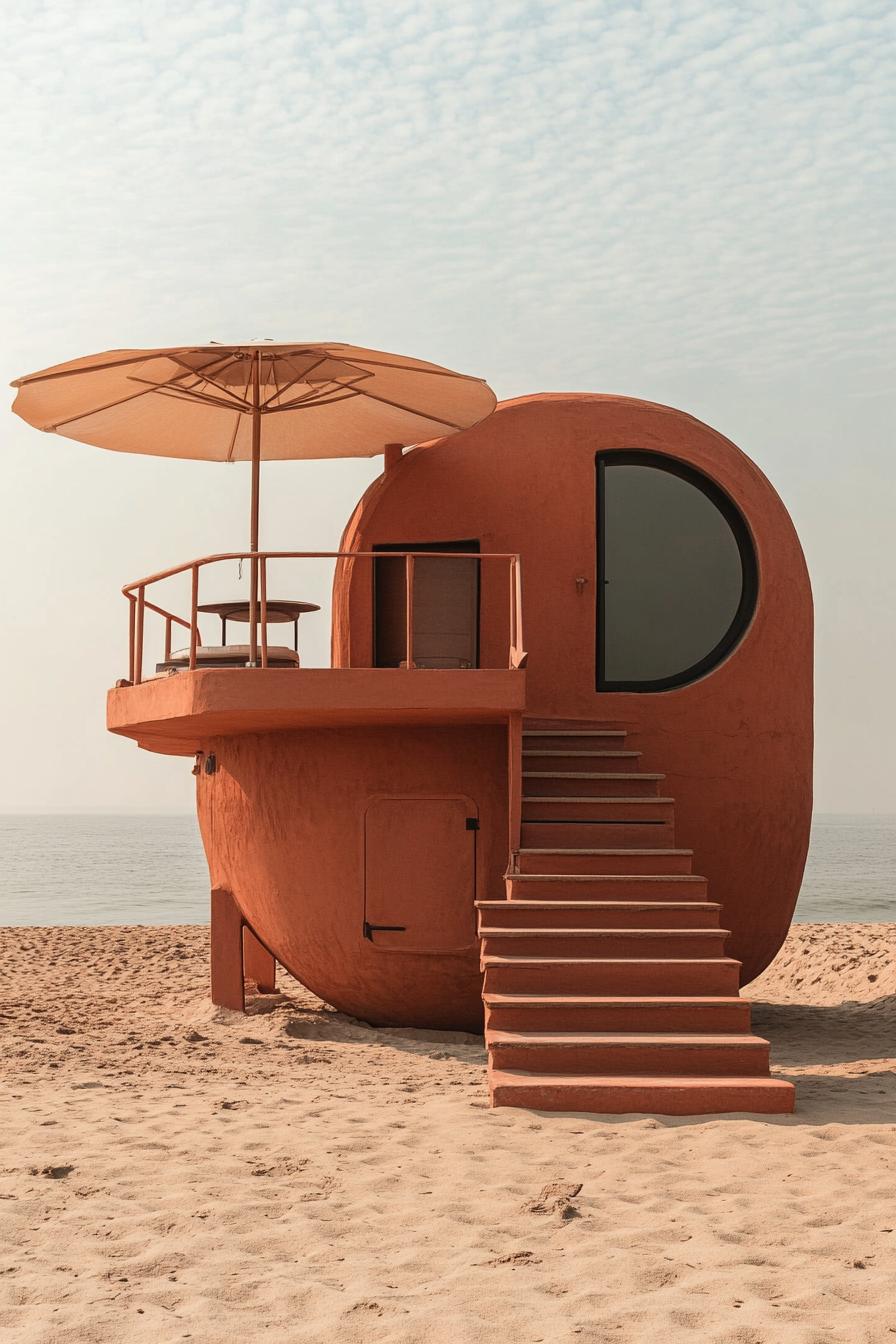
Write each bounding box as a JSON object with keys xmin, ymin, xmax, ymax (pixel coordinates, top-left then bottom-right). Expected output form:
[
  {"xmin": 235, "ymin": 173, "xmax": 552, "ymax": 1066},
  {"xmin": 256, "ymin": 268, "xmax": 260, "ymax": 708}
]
[{"xmin": 1, "ymin": 922, "xmax": 893, "ymax": 1343}]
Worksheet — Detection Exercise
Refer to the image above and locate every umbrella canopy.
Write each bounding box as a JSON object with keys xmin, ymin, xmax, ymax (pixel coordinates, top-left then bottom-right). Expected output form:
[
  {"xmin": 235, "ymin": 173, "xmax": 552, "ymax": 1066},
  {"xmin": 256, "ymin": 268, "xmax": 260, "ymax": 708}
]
[
  {"xmin": 10, "ymin": 342, "xmax": 497, "ymax": 550},
  {"xmin": 11, "ymin": 343, "xmax": 496, "ymax": 461}
]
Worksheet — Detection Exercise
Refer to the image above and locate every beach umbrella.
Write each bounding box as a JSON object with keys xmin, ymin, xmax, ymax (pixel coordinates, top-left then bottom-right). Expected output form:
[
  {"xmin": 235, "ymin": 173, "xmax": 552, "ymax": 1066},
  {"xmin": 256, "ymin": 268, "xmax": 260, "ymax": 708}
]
[{"xmin": 10, "ymin": 342, "xmax": 496, "ymax": 555}]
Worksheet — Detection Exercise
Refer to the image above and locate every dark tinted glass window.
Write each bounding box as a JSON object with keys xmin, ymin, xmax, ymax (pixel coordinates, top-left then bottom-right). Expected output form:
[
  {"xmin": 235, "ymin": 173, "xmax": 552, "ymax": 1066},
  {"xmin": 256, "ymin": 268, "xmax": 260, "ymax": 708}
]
[{"xmin": 597, "ymin": 454, "xmax": 756, "ymax": 691}]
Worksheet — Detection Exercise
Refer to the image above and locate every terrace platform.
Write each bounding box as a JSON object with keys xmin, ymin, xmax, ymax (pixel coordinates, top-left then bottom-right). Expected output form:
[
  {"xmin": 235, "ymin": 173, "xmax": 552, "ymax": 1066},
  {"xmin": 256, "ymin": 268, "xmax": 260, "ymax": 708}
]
[{"xmin": 107, "ymin": 667, "xmax": 527, "ymax": 756}]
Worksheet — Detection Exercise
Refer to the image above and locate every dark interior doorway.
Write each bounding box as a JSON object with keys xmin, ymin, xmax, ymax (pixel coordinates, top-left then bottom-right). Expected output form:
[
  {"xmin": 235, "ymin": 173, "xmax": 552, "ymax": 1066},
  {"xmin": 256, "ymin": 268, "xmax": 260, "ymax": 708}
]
[{"xmin": 374, "ymin": 540, "xmax": 481, "ymax": 668}]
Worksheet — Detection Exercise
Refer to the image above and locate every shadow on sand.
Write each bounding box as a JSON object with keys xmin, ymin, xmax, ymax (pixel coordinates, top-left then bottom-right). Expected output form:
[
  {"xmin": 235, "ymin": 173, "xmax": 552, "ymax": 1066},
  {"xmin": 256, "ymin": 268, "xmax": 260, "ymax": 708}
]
[
  {"xmin": 751, "ymin": 996, "xmax": 896, "ymax": 1065},
  {"xmin": 245, "ymin": 988, "xmax": 895, "ymax": 1126}
]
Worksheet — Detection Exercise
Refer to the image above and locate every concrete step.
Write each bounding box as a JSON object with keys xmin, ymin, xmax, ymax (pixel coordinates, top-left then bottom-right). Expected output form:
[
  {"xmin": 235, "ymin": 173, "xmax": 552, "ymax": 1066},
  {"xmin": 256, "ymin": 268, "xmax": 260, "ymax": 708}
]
[
  {"xmin": 523, "ymin": 724, "xmax": 627, "ymax": 734},
  {"xmin": 521, "ymin": 821, "xmax": 676, "ymax": 847},
  {"xmin": 476, "ymin": 899, "xmax": 721, "ymax": 929},
  {"xmin": 487, "ymin": 1031, "xmax": 771, "ymax": 1077},
  {"xmin": 488, "ymin": 1070, "xmax": 795, "ymax": 1115},
  {"xmin": 515, "ymin": 848, "xmax": 694, "ymax": 875},
  {"xmin": 483, "ymin": 993, "xmax": 753, "ymax": 1034},
  {"xmin": 482, "ymin": 956, "xmax": 742, "ymax": 996},
  {"xmin": 493, "ymin": 720, "xmax": 792, "ymax": 1118},
  {"xmin": 523, "ymin": 750, "xmax": 643, "ymax": 773},
  {"xmin": 523, "ymin": 772, "xmax": 664, "ymax": 798},
  {"xmin": 523, "ymin": 730, "xmax": 627, "ymax": 752},
  {"xmin": 506, "ymin": 873, "xmax": 708, "ymax": 901},
  {"xmin": 480, "ymin": 928, "xmax": 730, "ymax": 960},
  {"xmin": 522, "ymin": 797, "xmax": 675, "ymax": 823}
]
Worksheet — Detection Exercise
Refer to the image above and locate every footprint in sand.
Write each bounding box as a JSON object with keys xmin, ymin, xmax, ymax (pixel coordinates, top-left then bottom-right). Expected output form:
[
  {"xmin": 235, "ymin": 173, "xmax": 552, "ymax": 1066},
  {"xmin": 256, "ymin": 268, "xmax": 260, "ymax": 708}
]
[
  {"xmin": 481, "ymin": 1250, "xmax": 542, "ymax": 1267},
  {"xmin": 520, "ymin": 1181, "xmax": 583, "ymax": 1219},
  {"xmin": 250, "ymin": 1156, "xmax": 309, "ymax": 1177},
  {"xmin": 346, "ymin": 1299, "xmax": 408, "ymax": 1317}
]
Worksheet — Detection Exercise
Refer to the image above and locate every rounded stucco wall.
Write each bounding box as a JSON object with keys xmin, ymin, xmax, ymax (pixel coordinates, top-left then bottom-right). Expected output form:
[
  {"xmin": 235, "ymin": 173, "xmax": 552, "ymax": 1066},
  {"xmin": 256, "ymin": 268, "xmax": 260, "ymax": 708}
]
[
  {"xmin": 333, "ymin": 394, "xmax": 813, "ymax": 983},
  {"xmin": 197, "ymin": 724, "xmax": 507, "ymax": 1030}
]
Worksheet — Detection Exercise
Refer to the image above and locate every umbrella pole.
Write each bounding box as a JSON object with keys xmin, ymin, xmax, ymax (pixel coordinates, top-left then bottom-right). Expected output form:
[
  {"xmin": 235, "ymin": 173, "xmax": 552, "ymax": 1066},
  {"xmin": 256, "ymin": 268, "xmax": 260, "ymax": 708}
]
[{"xmin": 249, "ymin": 353, "xmax": 261, "ymax": 665}]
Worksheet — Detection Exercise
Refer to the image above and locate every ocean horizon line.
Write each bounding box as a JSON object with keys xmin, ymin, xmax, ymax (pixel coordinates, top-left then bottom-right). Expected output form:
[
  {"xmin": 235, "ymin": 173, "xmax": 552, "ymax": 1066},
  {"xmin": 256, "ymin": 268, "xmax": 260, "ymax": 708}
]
[{"xmin": 0, "ymin": 813, "xmax": 892, "ymax": 928}]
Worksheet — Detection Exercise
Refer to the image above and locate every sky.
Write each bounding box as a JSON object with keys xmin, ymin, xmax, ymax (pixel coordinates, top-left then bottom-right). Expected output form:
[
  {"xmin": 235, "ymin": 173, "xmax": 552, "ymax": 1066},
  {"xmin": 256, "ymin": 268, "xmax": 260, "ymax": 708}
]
[{"xmin": 0, "ymin": 0, "xmax": 893, "ymax": 814}]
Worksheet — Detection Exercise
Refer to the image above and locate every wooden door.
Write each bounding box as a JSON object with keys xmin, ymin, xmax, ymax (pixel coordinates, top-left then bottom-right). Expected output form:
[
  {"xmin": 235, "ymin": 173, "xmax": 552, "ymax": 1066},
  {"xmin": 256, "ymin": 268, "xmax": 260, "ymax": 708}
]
[
  {"xmin": 374, "ymin": 541, "xmax": 479, "ymax": 667},
  {"xmin": 363, "ymin": 795, "xmax": 478, "ymax": 951}
]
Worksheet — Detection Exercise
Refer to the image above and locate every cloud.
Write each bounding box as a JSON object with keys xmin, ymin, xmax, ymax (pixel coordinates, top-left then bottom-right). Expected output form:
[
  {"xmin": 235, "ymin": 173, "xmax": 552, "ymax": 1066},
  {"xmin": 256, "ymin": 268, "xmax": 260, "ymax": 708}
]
[{"xmin": 0, "ymin": 0, "xmax": 892, "ymax": 388}]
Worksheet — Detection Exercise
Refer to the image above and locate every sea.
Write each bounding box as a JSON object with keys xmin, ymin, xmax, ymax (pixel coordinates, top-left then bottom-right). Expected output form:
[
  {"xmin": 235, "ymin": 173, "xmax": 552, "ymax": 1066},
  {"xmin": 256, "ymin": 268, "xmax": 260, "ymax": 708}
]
[{"xmin": 0, "ymin": 813, "xmax": 893, "ymax": 927}]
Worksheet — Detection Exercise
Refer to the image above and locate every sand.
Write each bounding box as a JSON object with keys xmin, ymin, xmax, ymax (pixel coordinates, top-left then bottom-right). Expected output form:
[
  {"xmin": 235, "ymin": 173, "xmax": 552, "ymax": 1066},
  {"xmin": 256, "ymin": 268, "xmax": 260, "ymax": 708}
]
[{"xmin": 1, "ymin": 922, "xmax": 893, "ymax": 1344}]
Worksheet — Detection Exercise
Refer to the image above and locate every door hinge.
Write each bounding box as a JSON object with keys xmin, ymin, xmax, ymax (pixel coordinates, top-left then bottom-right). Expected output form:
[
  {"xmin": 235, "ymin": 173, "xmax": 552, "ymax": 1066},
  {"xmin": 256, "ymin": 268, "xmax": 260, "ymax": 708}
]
[
  {"xmin": 466, "ymin": 816, "xmax": 479, "ymax": 830},
  {"xmin": 363, "ymin": 921, "xmax": 407, "ymax": 941}
]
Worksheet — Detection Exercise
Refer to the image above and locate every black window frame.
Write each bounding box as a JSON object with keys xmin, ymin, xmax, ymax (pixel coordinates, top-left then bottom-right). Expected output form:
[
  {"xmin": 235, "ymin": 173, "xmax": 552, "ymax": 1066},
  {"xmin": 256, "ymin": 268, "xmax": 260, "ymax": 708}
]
[{"xmin": 596, "ymin": 451, "xmax": 758, "ymax": 693}]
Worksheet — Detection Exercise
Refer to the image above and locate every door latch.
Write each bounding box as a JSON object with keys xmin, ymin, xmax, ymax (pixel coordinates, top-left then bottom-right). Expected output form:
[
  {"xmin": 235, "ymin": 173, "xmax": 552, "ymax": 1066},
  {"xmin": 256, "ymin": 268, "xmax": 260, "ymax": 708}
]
[{"xmin": 363, "ymin": 922, "xmax": 407, "ymax": 941}]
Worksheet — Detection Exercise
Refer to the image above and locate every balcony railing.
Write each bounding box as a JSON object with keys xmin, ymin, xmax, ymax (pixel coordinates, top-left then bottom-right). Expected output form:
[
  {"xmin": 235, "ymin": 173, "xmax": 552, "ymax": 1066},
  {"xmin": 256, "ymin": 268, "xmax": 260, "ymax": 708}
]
[{"xmin": 121, "ymin": 551, "xmax": 526, "ymax": 686}]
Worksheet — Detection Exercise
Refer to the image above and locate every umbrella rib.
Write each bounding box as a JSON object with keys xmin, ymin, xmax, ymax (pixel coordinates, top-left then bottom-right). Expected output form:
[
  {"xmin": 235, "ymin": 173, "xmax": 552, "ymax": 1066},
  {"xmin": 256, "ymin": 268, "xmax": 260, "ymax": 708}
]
[
  {"xmin": 348, "ymin": 385, "xmax": 470, "ymax": 431},
  {"xmin": 242, "ymin": 357, "xmax": 254, "ymax": 410},
  {"xmin": 40, "ymin": 352, "xmax": 246, "ymax": 430},
  {"xmin": 11, "ymin": 349, "xmax": 206, "ymax": 387},
  {"xmin": 338, "ymin": 356, "xmax": 491, "ymax": 384},
  {"xmin": 278, "ymin": 351, "xmax": 374, "ymax": 389},
  {"xmin": 225, "ymin": 406, "xmax": 242, "ymax": 462},
  {"xmin": 267, "ymin": 372, "xmax": 375, "ymax": 412},
  {"xmin": 160, "ymin": 383, "xmax": 251, "ymax": 412},
  {"xmin": 165, "ymin": 356, "xmax": 253, "ymax": 410},
  {"xmin": 268, "ymin": 357, "xmax": 283, "ymax": 404},
  {"xmin": 269, "ymin": 380, "xmax": 357, "ymax": 410},
  {"xmin": 45, "ymin": 375, "xmax": 200, "ymax": 430},
  {"xmin": 145, "ymin": 385, "xmax": 252, "ymax": 413},
  {"xmin": 169, "ymin": 352, "xmax": 239, "ymax": 382},
  {"xmin": 124, "ymin": 351, "xmax": 251, "ymax": 411},
  {"xmin": 221, "ymin": 362, "xmax": 252, "ymax": 461},
  {"xmin": 263, "ymin": 388, "xmax": 364, "ymax": 413},
  {"xmin": 259, "ymin": 355, "xmax": 329, "ymax": 410}
]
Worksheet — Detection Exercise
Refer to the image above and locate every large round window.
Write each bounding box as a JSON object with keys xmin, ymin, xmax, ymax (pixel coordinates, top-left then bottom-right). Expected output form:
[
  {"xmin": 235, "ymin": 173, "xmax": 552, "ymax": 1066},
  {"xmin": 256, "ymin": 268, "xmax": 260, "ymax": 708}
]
[{"xmin": 597, "ymin": 452, "xmax": 757, "ymax": 691}]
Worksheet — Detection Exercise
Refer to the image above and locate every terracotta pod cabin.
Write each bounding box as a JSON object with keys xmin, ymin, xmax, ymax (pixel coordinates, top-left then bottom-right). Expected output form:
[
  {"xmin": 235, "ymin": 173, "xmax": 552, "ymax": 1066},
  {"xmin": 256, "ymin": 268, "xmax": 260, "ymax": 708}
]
[{"xmin": 17, "ymin": 365, "xmax": 814, "ymax": 1114}]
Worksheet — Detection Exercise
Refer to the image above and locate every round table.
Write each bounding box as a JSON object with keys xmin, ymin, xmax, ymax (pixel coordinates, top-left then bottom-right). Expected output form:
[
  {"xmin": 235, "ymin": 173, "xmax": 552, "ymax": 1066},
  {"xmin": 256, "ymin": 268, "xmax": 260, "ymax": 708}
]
[{"xmin": 197, "ymin": 600, "xmax": 320, "ymax": 653}]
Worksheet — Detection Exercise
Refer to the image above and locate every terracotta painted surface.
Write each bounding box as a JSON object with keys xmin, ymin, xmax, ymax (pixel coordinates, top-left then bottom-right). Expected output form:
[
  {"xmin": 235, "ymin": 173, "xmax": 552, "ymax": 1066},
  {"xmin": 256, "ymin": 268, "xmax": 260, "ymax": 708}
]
[
  {"xmin": 195, "ymin": 726, "xmax": 508, "ymax": 1031},
  {"xmin": 243, "ymin": 924, "xmax": 276, "ymax": 994},
  {"xmin": 334, "ymin": 394, "xmax": 813, "ymax": 985},
  {"xmin": 107, "ymin": 667, "xmax": 525, "ymax": 756},
  {"xmin": 209, "ymin": 886, "xmax": 246, "ymax": 1012},
  {"xmin": 107, "ymin": 392, "xmax": 811, "ymax": 1033},
  {"xmin": 209, "ymin": 888, "xmax": 278, "ymax": 1009}
]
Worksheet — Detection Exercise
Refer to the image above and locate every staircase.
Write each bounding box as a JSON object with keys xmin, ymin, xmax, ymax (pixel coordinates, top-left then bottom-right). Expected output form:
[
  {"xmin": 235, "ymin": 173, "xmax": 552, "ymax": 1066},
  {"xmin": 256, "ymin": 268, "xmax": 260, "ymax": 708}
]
[{"xmin": 478, "ymin": 720, "xmax": 795, "ymax": 1115}]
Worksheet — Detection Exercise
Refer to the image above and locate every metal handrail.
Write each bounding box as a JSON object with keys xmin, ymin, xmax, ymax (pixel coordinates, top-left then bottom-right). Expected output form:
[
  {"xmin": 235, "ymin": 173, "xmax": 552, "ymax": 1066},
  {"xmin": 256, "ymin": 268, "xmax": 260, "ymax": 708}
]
[{"xmin": 121, "ymin": 550, "xmax": 526, "ymax": 684}]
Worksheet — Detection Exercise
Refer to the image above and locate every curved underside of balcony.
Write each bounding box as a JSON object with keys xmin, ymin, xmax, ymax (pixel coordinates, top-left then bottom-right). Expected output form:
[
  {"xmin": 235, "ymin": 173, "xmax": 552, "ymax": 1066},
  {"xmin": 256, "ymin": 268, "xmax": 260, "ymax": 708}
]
[{"xmin": 107, "ymin": 667, "xmax": 527, "ymax": 756}]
